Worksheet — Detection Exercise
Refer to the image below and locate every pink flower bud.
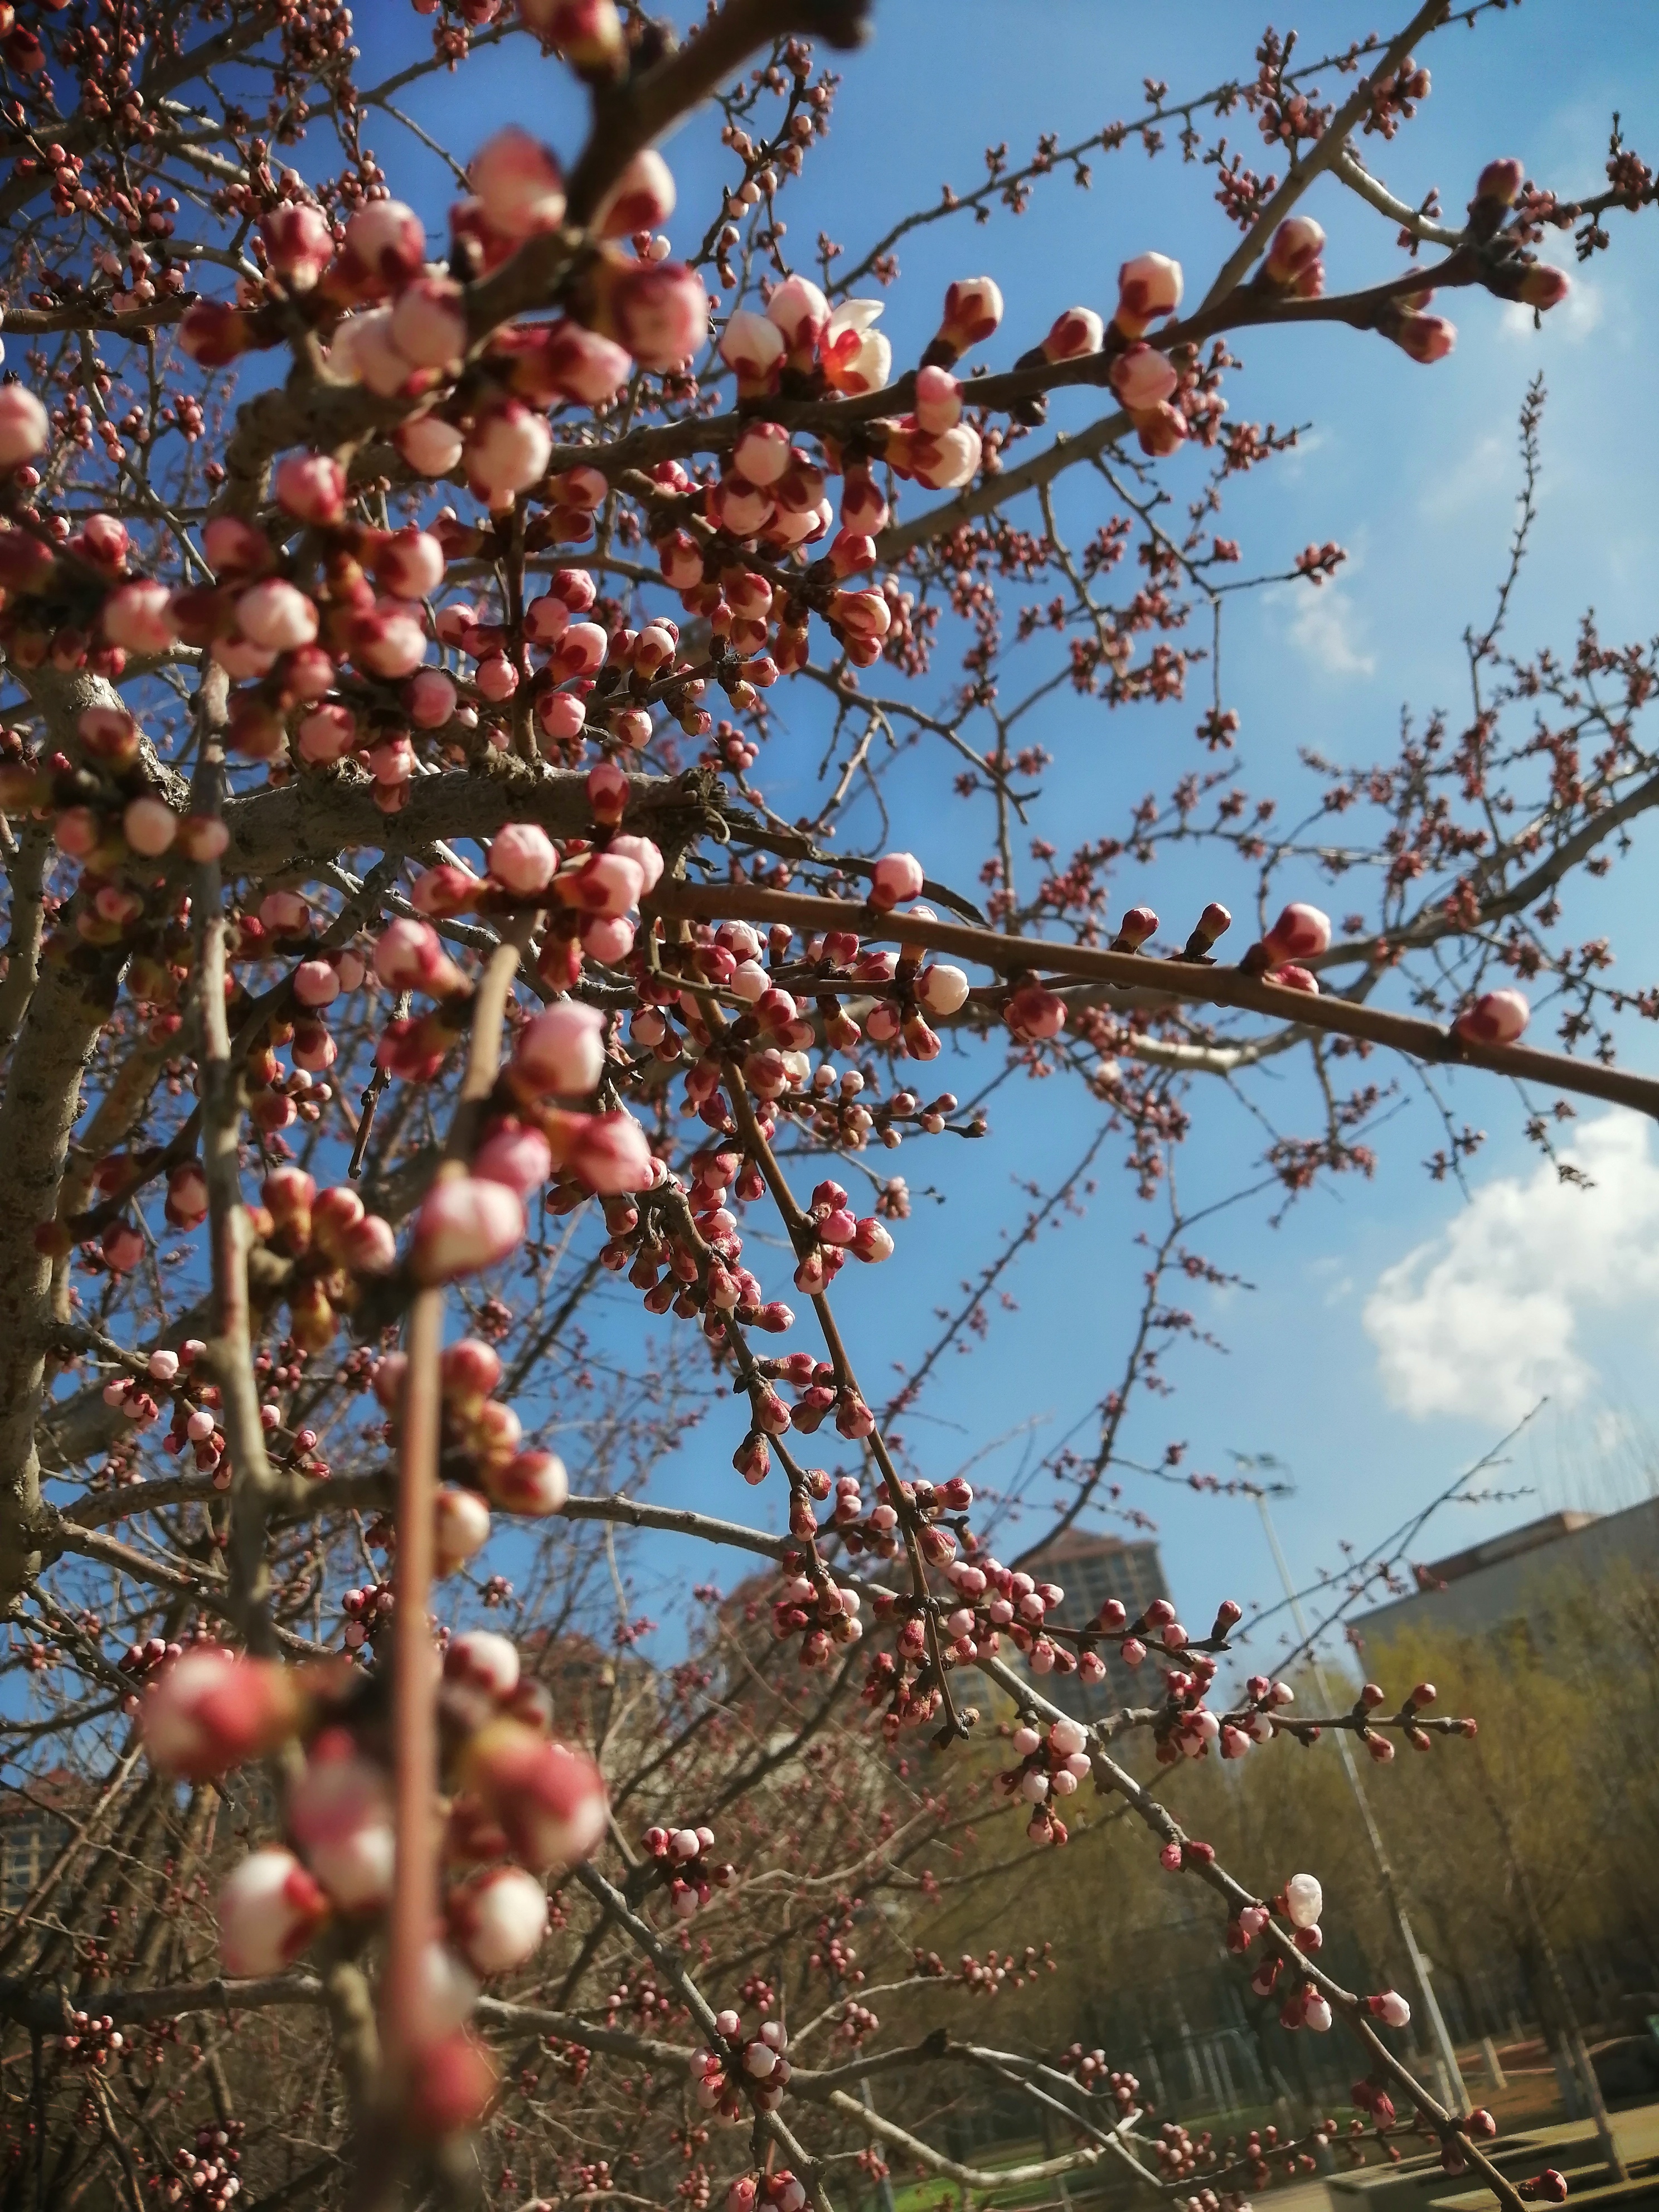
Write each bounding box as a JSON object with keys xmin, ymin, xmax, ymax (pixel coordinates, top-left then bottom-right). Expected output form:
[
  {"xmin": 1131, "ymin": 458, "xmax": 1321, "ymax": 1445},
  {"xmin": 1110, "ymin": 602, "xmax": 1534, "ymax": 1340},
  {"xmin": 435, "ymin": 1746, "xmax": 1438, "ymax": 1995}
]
[
  {"xmin": 1389, "ymin": 312, "xmax": 1456, "ymax": 364},
  {"xmin": 556, "ymin": 850, "xmax": 644, "ymax": 916},
  {"xmin": 374, "ymin": 918, "xmax": 454, "ymax": 991},
  {"xmin": 733, "ymin": 420, "xmax": 790, "ymax": 486},
  {"xmin": 401, "ymin": 668, "xmax": 456, "ymax": 731},
  {"xmin": 460, "ymin": 1720, "xmax": 607, "ymax": 1871},
  {"xmin": 911, "ymin": 422, "xmax": 983, "ymax": 489},
  {"xmin": 178, "ymin": 300, "xmax": 251, "ymax": 368},
  {"xmin": 142, "ymin": 1648, "xmax": 302, "ymax": 1779},
  {"xmin": 404, "ymin": 2032, "xmax": 498, "ymax": 2140},
  {"xmin": 718, "ymin": 308, "xmax": 786, "ymax": 388},
  {"xmin": 550, "ymin": 1107, "xmax": 655, "ymax": 1195},
  {"xmin": 869, "ymin": 851, "xmax": 924, "ymax": 909},
  {"xmin": 609, "ymin": 260, "xmax": 708, "ymax": 371},
  {"xmin": 1133, "ymin": 400, "xmax": 1186, "ymax": 457},
  {"xmin": 852, "ymin": 1217, "xmax": 893, "ymax": 1263},
  {"xmin": 101, "ymin": 580, "xmax": 178, "ymax": 653},
  {"xmin": 1454, "ymin": 988, "xmax": 1529, "ymax": 1046},
  {"xmin": 1517, "ymin": 264, "xmax": 1569, "ymax": 310},
  {"xmin": 513, "ymin": 1001, "xmax": 606, "ymax": 1095},
  {"xmin": 1475, "ymin": 157, "xmax": 1525, "ymax": 207},
  {"xmin": 580, "ymin": 915, "xmax": 634, "ymax": 963},
  {"xmin": 488, "ymin": 821, "xmax": 557, "ymax": 895},
  {"xmin": 260, "ymin": 202, "xmax": 335, "ymax": 290},
  {"xmin": 297, "ymin": 702, "xmax": 358, "ymax": 765},
  {"xmin": 275, "ymin": 452, "xmax": 348, "ymax": 525},
  {"xmin": 122, "ymin": 795, "xmax": 178, "ymax": 857},
  {"xmin": 218, "ymin": 1847, "xmax": 328, "ymax": 1975},
  {"xmin": 0, "ymin": 385, "xmax": 48, "ymax": 467},
  {"xmin": 1109, "ymin": 342, "xmax": 1178, "ymax": 410},
  {"xmin": 1265, "ymin": 216, "xmax": 1326, "ymax": 285},
  {"xmin": 551, "ymin": 619, "xmax": 609, "ymax": 678},
  {"xmin": 471, "ymin": 126, "xmax": 567, "ymax": 239},
  {"xmin": 485, "ymin": 1448, "xmax": 570, "ymax": 1515},
  {"xmin": 236, "ymin": 580, "xmax": 319, "ymax": 652},
  {"xmin": 1262, "ymin": 902, "xmax": 1331, "ymax": 965},
  {"xmin": 396, "ymin": 413, "xmax": 466, "ymax": 477},
  {"xmin": 293, "ymin": 957, "xmax": 341, "ymax": 1009},
  {"xmin": 287, "ymin": 1739, "xmax": 395, "ymax": 1910},
  {"xmin": 1305, "ymin": 1993, "xmax": 1333, "ymax": 2032},
  {"xmin": 372, "ymin": 527, "xmax": 445, "ymax": 600},
  {"xmin": 1116, "ymin": 251, "xmax": 1183, "ymax": 334},
  {"xmin": 598, "ymin": 148, "xmax": 676, "ymax": 237},
  {"xmin": 413, "ymin": 1176, "xmax": 525, "ymax": 1284},
  {"xmin": 342, "ymin": 197, "xmax": 425, "ymax": 292},
  {"xmin": 465, "ymin": 401, "xmax": 553, "ymax": 506},
  {"xmin": 934, "ymin": 275, "xmax": 1003, "ymax": 355},
  {"xmin": 449, "ymin": 1865, "xmax": 550, "ymax": 1975},
  {"xmin": 765, "ymin": 272, "xmax": 830, "ymax": 357},
  {"xmin": 344, "ymin": 1214, "xmax": 397, "ymax": 1273},
  {"xmin": 915, "ymin": 363, "xmax": 962, "ymax": 435},
  {"xmin": 351, "ymin": 602, "xmax": 429, "ymax": 679},
  {"xmin": 1006, "ymin": 982, "xmax": 1066, "ymax": 1040},
  {"xmin": 541, "ymin": 317, "xmax": 633, "ymax": 405},
  {"xmin": 1370, "ymin": 1990, "xmax": 1411, "ymax": 2028},
  {"xmin": 518, "ymin": 0, "xmax": 626, "ymax": 67},
  {"xmin": 435, "ymin": 1486, "xmax": 492, "ymax": 1573},
  {"xmin": 474, "ymin": 1121, "xmax": 553, "ymax": 1196},
  {"xmin": 1042, "ymin": 307, "xmax": 1104, "ymax": 362}
]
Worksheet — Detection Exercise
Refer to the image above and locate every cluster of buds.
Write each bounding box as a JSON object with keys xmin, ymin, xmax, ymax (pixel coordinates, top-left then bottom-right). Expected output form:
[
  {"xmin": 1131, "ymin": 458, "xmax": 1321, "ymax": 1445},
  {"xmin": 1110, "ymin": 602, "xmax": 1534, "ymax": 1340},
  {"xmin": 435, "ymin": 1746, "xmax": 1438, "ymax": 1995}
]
[
  {"xmin": 58, "ymin": 2009, "xmax": 125, "ymax": 2068},
  {"xmin": 96, "ymin": 1341, "xmax": 231, "ymax": 1480},
  {"xmin": 1062, "ymin": 2047, "xmax": 1142, "ymax": 2112},
  {"xmin": 726, "ymin": 2173, "xmax": 807, "ymax": 2212},
  {"xmin": 691, "ymin": 2012, "xmax": 794, "ymax": 2124},
  {"xmin": 921, "ymin": 1554, "xmax": 1068, "ymax": 1673},
  {"xmin": 340, "ymin": 1580, "xmax": 394, "ymax": 1651},
  {"xmin": 998, "ymin": 1715, "xmax": 1093, "ymax": 1845},
  {"xmin": 826, "ymin": 1468, "xmax": 969, "ymax": 1559},
  {"xmin": 373, "ymin": 1335, "xmax": 570, "ymax": 1532},
  {"xmin": 255, "ymin": 1168, "xmax": 397, "ymax": 1351},
  {"xmin": 770, "ymin": 1559, "xmax": 864, "ymax": 1668},
  {"xmin": 911, "ymin": 1941, "xmax": 1054, "ymax": 1995},
  {"xmin": 161, "ymin": 2122, "xmax": 244, "ymax": 2211},
  {"xmin": 139, "ymin": 1629, "xmax": 603, "ymax": 2134},
  {"xmin": 788, "ymin": 1176, "xmax": 895, "ymax": 1297},
  {"xmin": 640, "ymin": 1821, "xmax": 735, "ymax": 1919}
]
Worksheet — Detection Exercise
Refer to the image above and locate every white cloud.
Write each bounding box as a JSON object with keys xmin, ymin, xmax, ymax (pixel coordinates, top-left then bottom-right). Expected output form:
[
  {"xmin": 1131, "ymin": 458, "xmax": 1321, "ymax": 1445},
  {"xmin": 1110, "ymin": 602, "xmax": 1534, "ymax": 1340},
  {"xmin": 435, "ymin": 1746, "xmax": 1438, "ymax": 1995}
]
[
  {"xmin": 1284, "ymin": 582, "xmax": 1375, "ymax": 678},
  {"xmin": 1362, "ymin": 1112, "xmax": 1659, "ymax": 1422},
  {"xmin": 1419, "ymin": 432, "xmax": 1508, "ymax": 521}
]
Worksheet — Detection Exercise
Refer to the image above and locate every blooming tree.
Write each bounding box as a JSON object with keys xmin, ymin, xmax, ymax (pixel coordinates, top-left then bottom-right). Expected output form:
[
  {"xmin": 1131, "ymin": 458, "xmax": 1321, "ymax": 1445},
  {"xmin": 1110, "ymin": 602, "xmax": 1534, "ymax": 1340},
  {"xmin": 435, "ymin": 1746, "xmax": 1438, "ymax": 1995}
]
[{"xmin": 0, "ymin": 0, "xmax": 1655, "ymax": 2206}]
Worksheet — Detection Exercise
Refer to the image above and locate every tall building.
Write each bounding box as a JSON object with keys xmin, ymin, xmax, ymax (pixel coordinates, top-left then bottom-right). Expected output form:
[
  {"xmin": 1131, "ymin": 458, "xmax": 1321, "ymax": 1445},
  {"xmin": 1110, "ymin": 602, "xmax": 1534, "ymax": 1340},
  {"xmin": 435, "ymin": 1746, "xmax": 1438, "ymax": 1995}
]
[
  {"xmin": 1020, "ymin": 1527, "xmax": 1172, "ymax": 1722},
  {"xmin": 1352, "ymin": 1495, "xmax": 1659, "ymax": 1657}
]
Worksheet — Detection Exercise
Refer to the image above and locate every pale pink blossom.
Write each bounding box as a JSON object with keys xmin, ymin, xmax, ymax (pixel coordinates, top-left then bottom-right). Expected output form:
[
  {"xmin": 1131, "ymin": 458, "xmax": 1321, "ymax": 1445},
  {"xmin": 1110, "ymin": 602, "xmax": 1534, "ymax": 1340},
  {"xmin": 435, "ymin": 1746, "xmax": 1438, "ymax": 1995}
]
[
  {"xmin": 435, "ymin": 1486, "xmax": 492, "ymax": 1572},
  {"xmin": 274, "ymin": 452, "xmax": 347, "ymax": 525},
  {"xmin": 449, "ymin": 1865, "xmax": 550, "ymax": 1975},
  {"xmin": 465, "ymin": 401, "xmax": 552, "ymax": 505},
  {"xmin": 488, "ymin": 821, "xmax": 557, "ymax": 894},
  {"xmin": 461, "ymin": 1720, "xmax": 607, "ymax": 1871},
  {"xmin": 1116, "ymin": 251, "xmax": 1183, "ymax": 333},
  {"xmin": 820, "ymin": 299, "xmax": 891, "ymax": 395},
  {"xmin": 609, "ymin": 261, "xmax": 707, "ymax": 371},
  {"xmin": 101, "ymin": 580, "xmax": 178, "ymax": 653},
  {"xmin": 719, "ymin": 309, "xmax": 787, "ymax": 387},
  {"xmin": 598, "ymin": 148, "xmax": 676, "ymax": 237},
  {"xmin": 0, "ymin": 387, "xmax": 48, "ymax": 467},
  {"xmin": 142, "ymin": 1648, "xmax": 300, "ymax": 1780},
  {"xmin": 395, "ymin": 413, "xmax": 465, "ymax": 476},
  {"xmin": 412, "ymin": 1176, "xmax": 526, "ymax": 1283},
  {"xmin": 485, "ymin": 1448, "xmax": 570, "ymax": 1515},
  {"xmin": 470, "ymin": 127, "xmax": 567, "ymax": 239},
  {"xmin": 219, "ymin": 1848, "xmax": 328, "ymax": 1975},
  {"xmin": 236, "ymin": 580, "xmax": 319, "ymax": 652},
  {"xmin": 514, "ymin": 1002, "xmax": 605, "ymax": 1094},
  {"xmin": 1454, "ymin": 988, "xmax": 1529, "ymax": 1046},
  {"xmin": 1043, "ymin": 306, "xmax": 1105, "ymax": 362},
  {"xmin": 473, "ymin": 1122, "xmax": 553, "ymax": 1196},
  {"xmin": 1109, "ymin": 342, "xmax": 1178, "ymax": 410}
]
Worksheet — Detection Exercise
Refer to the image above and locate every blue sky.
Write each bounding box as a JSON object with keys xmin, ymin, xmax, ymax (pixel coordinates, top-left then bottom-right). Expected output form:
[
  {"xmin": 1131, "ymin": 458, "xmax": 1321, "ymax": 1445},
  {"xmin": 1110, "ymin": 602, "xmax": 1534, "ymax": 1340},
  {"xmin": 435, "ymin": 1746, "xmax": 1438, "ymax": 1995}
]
[{"xmin": 356, "ymin": 3, "xmax": 1659, "ymax": 1666}]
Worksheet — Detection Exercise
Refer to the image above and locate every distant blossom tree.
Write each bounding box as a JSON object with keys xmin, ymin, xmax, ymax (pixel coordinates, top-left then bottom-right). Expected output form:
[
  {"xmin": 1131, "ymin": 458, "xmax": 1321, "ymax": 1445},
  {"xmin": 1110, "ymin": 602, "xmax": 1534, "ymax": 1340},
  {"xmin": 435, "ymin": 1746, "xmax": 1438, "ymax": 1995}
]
[{"xmin": 0, "ymin": 0, "xmax": 1654, "ymax": 2206}]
